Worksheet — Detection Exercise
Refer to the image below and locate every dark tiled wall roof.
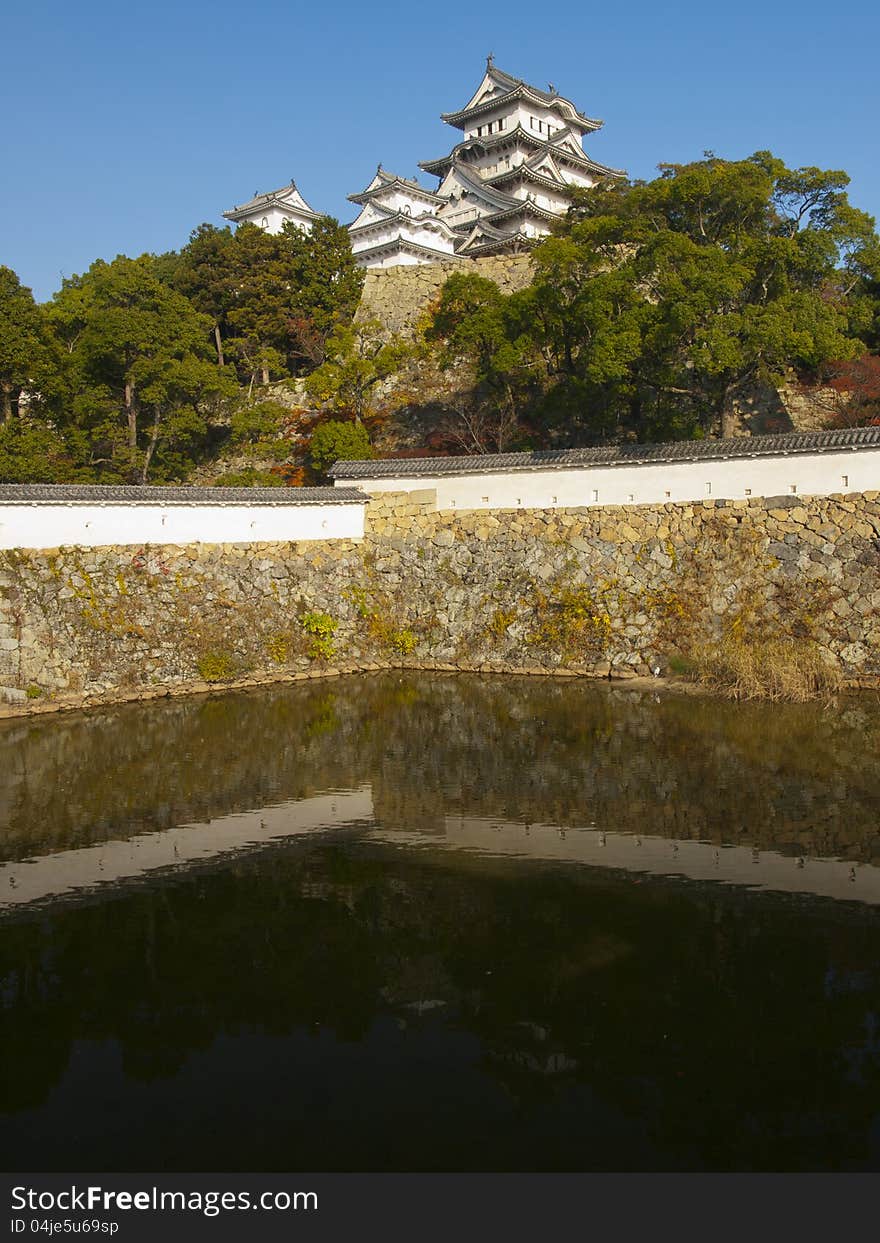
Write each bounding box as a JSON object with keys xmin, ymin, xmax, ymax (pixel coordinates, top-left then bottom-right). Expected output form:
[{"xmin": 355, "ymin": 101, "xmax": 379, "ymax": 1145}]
[
  {"xmin": 330, "ymin": 427, "xmax": 880, "ymax": 479},
  {"xmin": 0, "ymin": 485, "xmax": 368, "ymax": 506}
]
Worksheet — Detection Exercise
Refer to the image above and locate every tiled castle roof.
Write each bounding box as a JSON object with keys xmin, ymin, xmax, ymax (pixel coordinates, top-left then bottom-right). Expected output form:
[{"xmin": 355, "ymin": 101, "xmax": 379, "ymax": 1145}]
[
  {"xmin": 223, "ymin": 181, "xmax": 321, "ymax": 222},
  {"xmin": 441, "ymin": 63, "xmax": 603, "ymax": 133},
  {"xmin": 330, "ymin": 427, "xmax": 880, "ymax": 480},
  {"xmin": 0, "ymin": 485, "xmax": 367, "ymax": 505}
]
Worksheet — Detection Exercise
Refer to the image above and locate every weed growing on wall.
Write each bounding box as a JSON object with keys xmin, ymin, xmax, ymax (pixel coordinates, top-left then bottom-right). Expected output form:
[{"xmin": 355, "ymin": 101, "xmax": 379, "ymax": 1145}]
[
  {"xmin": 525, "ymin": 581, "xmax": 613, "ymax": 664},
  {"xmin": 343, "ymin": 579, "xmax": 425, "ymax": 659},
  {"xmin": 197, "ymin": 651, "xmax": 237, "ymax": 683},
  {"xmin": 265, "ymin": 632, "xmax": 294, "ymax": 664},
  {"xmin": 300, "ymin": 612, "xmax": 338, "ymax": 662},
  {"xmin": 488, "ymin": 607, "xmax": 517, "ymax": 639}
]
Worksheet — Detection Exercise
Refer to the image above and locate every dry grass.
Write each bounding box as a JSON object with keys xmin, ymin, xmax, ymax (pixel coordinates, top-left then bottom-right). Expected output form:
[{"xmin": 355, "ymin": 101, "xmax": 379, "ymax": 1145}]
[{"xmin": 693, "ymin": 635, "xmax": 842, "ymax": 702}]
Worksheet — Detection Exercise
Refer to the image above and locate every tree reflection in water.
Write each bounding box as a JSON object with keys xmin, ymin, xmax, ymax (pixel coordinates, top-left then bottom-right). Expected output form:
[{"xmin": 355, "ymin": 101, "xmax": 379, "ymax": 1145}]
[{"xmin": 1, "ymin": 674, "xmax": 879, "ymax": 1171}]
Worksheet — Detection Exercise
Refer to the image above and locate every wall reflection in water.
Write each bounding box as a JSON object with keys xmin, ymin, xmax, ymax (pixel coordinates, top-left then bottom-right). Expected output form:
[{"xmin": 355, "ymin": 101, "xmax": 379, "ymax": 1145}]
[{"xmin": 1, "ymin": 674, "xmax": 880, "ymax": 1171}]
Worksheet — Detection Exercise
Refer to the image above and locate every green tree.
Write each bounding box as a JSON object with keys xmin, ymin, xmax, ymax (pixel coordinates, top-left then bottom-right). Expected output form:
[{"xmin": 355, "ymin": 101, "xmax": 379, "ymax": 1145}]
[
  {"xmin": 431, "ymin": 153, "xmax": 878, "ymax": 445},
  {"xmin": 428, "ymin": 272, "xmax": 542, "ymax": 451},
  {"xmin": 280, "ymin": 217, "xmax": 364, "ymax": 366},
  {"xmin": 222, "ymin": 224, "xmax": 291, "ymax": 390},
  {"xmin": 308, "ymin": 419, "xmax": 372, "ymax": 476},
  {"xmin": 0, "ymin": 423, "xmax": 76, "ymax": 483},
  {"xmin": 553, "ymin": 153, "xmax": 877, "ymax": 437},
  {"xmin": 46, "ymin": 255, "xmax": 237, "ymax": 482},
  {"xmin": 0, "ymin": 267, "xmax": 46, "ymax": 422},
  {"xmin": 305, "ymin": 320, "xmax": 410, "ymax": 422},
  {"xmin": 158, "ymin": 224, "xmax": 239, "ymax": 367},
  {"xmin": 165, "ymin": 218, "xmax": 363, "ymax": 388}
]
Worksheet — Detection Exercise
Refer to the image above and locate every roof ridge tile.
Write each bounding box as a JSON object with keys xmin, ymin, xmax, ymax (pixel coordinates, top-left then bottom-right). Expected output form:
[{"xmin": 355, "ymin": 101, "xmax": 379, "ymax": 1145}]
[{"xmin": 329, "ymin": 428, "xmax": 880, "ymax": 479}]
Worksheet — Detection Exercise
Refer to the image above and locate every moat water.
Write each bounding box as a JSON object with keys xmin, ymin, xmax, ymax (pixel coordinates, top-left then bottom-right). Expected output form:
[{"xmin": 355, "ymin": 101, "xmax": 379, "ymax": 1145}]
[{"xmin": 2, "ymin": 673, "xmax": 880, "ymax": 1171}]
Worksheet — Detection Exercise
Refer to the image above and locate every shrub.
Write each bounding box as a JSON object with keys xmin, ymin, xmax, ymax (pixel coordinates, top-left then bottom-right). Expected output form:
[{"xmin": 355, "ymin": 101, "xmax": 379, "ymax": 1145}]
[
  {"xmin": 25, "ymin": 684, "xmax": 42, "ymax": 699},
  {"xmin": 229, "ymin": 400, "xmax": 289, "ymax": 445},
  {"xmin": 265, "ymin": 632, "xmax": 292, "ymax": 664},
  {"xmin": 526, "ymin": 583, "xmax": 612, "ymax": 662},
  {"xmin": 300, "ymin": 611, "xmax": 337, "ymax": 661},
  {"xmin": 308, "ymin": 420, "xmax": 372, "ymax": 477},
  {"xmin": 388, "ymin": 628, "xmax": 417, "ymax": 655},
  {"xmin": 197, "ymin": 650, "xmax": 237, "ymax": 683}
]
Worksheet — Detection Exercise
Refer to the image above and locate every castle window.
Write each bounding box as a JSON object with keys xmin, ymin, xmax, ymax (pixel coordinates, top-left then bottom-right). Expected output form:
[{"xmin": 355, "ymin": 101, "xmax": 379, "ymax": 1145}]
[
  {"xmin": 842, "ymin": 474, "xmax": 849, "ymax": 488},
  {"xmin": 261, "ymin": 217, "xmax": 269, "ymax": 229},
  {"xmin": 498, "ymin": 117, "xmax": 504, "ymax": 131}
]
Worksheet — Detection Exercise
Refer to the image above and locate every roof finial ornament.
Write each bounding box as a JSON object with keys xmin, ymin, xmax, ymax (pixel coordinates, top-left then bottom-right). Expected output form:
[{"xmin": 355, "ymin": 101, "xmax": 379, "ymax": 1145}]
[
  {"xmin": 486, "ymin": 51, "xmax": 494, "ymax": 69},
  {"xmin": 290, "ymin": 177, "xmax": 297, "ymax": 189},
  {"xmin": 548, "ymin": 82, "xmax": 556, "ymax": 94}
]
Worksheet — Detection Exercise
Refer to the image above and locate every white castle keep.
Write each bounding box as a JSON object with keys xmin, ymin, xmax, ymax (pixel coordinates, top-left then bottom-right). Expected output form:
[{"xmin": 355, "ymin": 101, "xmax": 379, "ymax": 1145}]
[{"xmin": 222, "ymin": 57, "xmax": 624, "ymax": 268}]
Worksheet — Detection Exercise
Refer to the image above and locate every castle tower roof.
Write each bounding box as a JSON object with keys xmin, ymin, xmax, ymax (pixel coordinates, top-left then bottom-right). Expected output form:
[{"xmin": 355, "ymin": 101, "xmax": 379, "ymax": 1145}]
[
  {"xmin": 223, "ymin": 181, "xmax": 321, "ymax": 226},
  {"xmin": 439, "ymin": 60, "xmax": 603, "ymax": 135},
  {"xmin": 348, "ymin": 167, "xmax": 445, "ymax": 208}
]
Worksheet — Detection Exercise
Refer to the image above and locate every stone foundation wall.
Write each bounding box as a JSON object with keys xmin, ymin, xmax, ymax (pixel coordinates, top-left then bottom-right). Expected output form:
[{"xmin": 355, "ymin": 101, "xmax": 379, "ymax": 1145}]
[
  {"xmin": 2, "ymin": 490, "xmax": 879, "ymax": 710},
  {"xmin": 357, "ymin": 253, "xmax": 534, "ymax": 337}
]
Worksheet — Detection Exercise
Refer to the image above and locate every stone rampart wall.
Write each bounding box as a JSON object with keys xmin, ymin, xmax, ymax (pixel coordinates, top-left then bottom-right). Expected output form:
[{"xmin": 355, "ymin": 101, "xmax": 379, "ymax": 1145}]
[
  {"xmin": 357, "ymin": 253, "xmax": 534, "ymax": 337},
  {"xmin": 1, "ymin": 491, "xmax": 879, "ymax": 709}
]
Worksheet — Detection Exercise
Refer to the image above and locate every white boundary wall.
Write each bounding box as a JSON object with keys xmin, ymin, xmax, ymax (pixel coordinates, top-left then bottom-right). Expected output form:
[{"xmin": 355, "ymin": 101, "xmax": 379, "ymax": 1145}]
[
  {"xmin": 0, "ymin": 501, "xmax": 366, "ymax": 551},
  {"xmin": 341, "ymin": 448, "xmax": 880, "ymax": 511}
]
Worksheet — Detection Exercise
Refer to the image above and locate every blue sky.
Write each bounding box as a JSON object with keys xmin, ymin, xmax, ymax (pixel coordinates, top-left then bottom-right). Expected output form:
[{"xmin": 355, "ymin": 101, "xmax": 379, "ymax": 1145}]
[{"xmin": 3, "ymin": 0, "xmax": 878, "ymax": 302}]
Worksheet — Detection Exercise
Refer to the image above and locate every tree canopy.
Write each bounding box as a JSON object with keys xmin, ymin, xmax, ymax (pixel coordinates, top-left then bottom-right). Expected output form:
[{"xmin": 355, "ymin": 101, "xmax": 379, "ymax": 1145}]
[
  {"xmin": 430, "ymin": 152, "xmax": 879, "ymax": 444},
  {"xmin": 162, "ymin": 217, "xmax": 363, "ymax": 387},
  {"xmin": 309, "ymin": 418, "xmax": 373, "ymax": 477},
  {"xmin": 0, "ymin": 216, "xmax": 365, "ymax": 483},
  {"xmin": 0, "ymin": 150, "xmax": 877, "ymax": 486},
  {"xmin": 0, "ymin": 267, "xmax": 46, "ymax": 423}
]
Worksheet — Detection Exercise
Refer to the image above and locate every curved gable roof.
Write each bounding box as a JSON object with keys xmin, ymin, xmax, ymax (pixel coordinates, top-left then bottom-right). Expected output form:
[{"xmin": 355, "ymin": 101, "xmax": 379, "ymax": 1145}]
[
  {"xmin": 349, "ymin": 168, "xmax": 445, "ymax": 206},
  {"xmin": 441, "ymin": 63, "xmax": 602, "ymax": 134},
  {"xmin": 223, "ymin": 182, "xmax": 320, "ymax": 223}
]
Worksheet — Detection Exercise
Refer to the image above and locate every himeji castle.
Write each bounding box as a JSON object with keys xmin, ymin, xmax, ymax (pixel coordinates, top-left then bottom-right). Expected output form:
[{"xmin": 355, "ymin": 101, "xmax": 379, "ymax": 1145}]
[{"xmin": 223, "ymin": 58, "xmax": 624, "ymax": 268}]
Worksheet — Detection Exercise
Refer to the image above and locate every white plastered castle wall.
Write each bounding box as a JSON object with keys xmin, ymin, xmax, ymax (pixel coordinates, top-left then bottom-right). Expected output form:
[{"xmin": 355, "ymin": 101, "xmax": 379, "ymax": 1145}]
[
  {"xmin": 336, "ymin": 449, "xmax": 880, "ymax": 512},
  {"xmin": 0, "ymin": 501, "xmax": 366, "ymax": 551}
]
